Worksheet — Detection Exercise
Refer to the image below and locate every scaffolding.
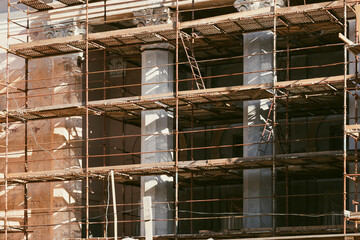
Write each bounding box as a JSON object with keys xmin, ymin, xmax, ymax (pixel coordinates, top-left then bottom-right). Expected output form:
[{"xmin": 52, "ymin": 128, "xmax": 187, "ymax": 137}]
[{"xmin": 1, "ymin": 0, "xmax": 360, "ymax": 239}]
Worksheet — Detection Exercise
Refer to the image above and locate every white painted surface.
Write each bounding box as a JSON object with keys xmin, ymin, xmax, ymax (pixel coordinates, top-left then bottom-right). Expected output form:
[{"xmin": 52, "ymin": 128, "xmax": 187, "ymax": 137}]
[
  {"xmin": 143, "ymin": 196, "xmax": 153, "ymax": 240},
  {"xmin": 243, "ymin": 31, "xmax": 273, "ymax": 228},
  {"xmin": 141, "ymin": 43, "xmax": 174, "ymax": 235}
]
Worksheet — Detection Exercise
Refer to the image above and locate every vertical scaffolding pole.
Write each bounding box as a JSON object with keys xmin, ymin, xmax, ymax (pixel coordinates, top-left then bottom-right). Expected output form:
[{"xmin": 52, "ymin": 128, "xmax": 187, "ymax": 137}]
[
  {"xmin": 102, "ymin": 49, "xmax": 107, "ymax": 238},
  {"xmin": 355, "ymin": 27, "xmax": 359, "ymax": 231},
  {"xmin": 285, "ymin": 93, "xmax": 289, "ymax": 227},
  {"xmin": 343, "ymin": 0, "xmax": 348, "ymax": 234},
  {"xmin": 175, "ymin": 0, "xmax": 180, "ymax": 236},
  {"xmin": 285, "ymin": 24, "xmax": 289, "ymax": 224},
  {"xmin": 85, "ymin": 0, "xmax": 90, "ymax": 238},
  {"xmin": 5, "ymin": 1, "xmax": 10, "ymax": 238},
  {"xmin": 272, "ymin": 0, "xmax": 278, "ymax": 235},
  {"xmin": 24, "ymin": 57, "xmax": 29, "ymax": 240},
  {"xmin": 354, "ymin": 5, "xmax": 360, "ymax": 232},
  {"xmin": 190, "ymin": 172, "xmax": 193, "ymax": 234},
  {"xmin": 121, "ymin": 60, "xmax": 126, "ymax": 235},
  {"xmin": 285, "ymin": 165, "xmax": 289, "ymax": 227},
  {"xmin": 24, "ymin": 6, "xmax": 30, "ymax": 238},
  {"xmin": 4, "ymin": 45, "xmax": 8, "ymax": 240}
]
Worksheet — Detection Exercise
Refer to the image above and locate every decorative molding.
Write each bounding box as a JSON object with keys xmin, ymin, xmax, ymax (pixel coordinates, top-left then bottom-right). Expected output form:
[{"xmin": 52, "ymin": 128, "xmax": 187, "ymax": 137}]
[
  {"xmin": 133, "ymin": 7, "xmax": 173, "ymax": 27},
  {"xmin": 234, "ymin": 0, "xmax": 286, "ymax": 12},
  {"xmin": 43, "ymin": 19, "xmax": 86, "ymax": 39},
  {"xmin": 108, "ymin": 55, "xmax": 127, "ymax": 78},
  {"xmin": 140, "ymin": 43, "xmax": 175, "ymax": 52}
]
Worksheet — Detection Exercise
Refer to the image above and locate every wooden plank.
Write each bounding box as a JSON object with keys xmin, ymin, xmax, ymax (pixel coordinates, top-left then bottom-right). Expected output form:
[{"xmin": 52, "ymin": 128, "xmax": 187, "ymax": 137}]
[
  {"xmin": 276, "ymin": 74, "xmax": 351, "ymax": 90},
  {"xmin": 10, "ymin": 24, "xmax": 172, "ymax": 52},
  {"xmin": 19, "ymin": 0, "xmax": 54, "ymax": 11},
  {"xmin": 346, "ymin": 124, "xmax": 360, "ymax": 131},
  {"xmin": 89, "ymin": 23, "xmax": 174, "ymax": 41},
  {"xmin": 56, "ymin": 0, "xmax": 85, "ymax": 5},
  {"xmin": 11, "ymin": 35, "xmax": 83, "ymax": 51},
  {"xmin": 0, "ymin": 74, "xmax": 348, "ymax": 123},
  {"xmin": 1, "ymin": 150, "xmax": 345, "ymax": 184},
  {"xmin": 339, "ymin": 33, "xmax": 355, "ymax": 45},
  {"xmin": 11, "ymin": 1, "xmax": 348, "ymax": 56},
  {"xmin": 180, "ymin": 0, "xmax": 343, "ymax": 29}
]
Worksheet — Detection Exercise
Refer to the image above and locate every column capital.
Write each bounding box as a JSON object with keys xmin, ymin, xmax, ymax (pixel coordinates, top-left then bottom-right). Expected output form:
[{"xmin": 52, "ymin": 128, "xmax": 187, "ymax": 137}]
[
  {"xmin": 43, "ymin": 18, "xmax": 86, "ymax": 39},
  {"xmin": 140, "ymin": 43, "xmax": 175, "ymax": 52},
  {"xmin": 133, "ymin": 7, "xmax": 173, "ymax": 27},
  {"xmin": 234, "ymin": 0, "xmax": 286, "ymax": 12}
]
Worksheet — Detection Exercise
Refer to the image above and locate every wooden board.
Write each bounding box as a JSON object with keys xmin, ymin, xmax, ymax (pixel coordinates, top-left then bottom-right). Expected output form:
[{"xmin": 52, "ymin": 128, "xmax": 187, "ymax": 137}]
[
  {"xmin": 0, "ymin": 75, "xmax": 350, "ymax": 123},
  {"xmin": 11, "ymin": 1, "xmax": 354, "ymax": 58},
  {"xmin": 0, "ymin": 150, "xmax": 347, "ymax": 184}
]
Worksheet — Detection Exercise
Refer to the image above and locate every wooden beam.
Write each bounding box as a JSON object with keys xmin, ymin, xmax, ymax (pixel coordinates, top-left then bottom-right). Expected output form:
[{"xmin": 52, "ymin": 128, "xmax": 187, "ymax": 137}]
[
  {"xmin": 1, "ymin": 150, "xmax": 347, "ymax": 184},
  {"xmin": 0, "ymin": 74, "xmax": 351, "ymax": 123},
  {"xmin": 339, "ymin": 33, "xmax": 355, "ymax": 45},
  {"xmin": 181, "ymin": 0, "xmax": 344, "ymax": 29},
  {"xmin": 11, "ymin": 1, "xmax": 347, "ymax": 54},
  {"xmin": 11, "ymin": 35, "xmax": 84, "ymax": 51}
]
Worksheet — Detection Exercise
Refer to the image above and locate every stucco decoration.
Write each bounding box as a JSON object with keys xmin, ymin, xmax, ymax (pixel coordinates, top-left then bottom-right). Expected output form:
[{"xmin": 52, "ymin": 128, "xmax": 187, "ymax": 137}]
[
  {"xmin": 234, "ymin": 0, "xmax": 286, "ymax": 12},
  {"xmin": 43, "ymin": 19, "xmax": 86, "ymax": 39},
  {"xmin": 109, "ymin": 55, "xmax": 127, "ymax": 78},
  {"xmin": 133, "ymin": 7, "xmax": 173, "ymax": 27}
]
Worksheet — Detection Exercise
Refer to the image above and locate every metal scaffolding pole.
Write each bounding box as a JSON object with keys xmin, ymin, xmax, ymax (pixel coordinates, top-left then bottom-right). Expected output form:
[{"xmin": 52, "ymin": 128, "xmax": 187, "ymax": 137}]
[
  {"xmin": 175, "ymin": 0, "xmax": 180, "ymax": 237},
  {"xmin": 85, "ymin": 0, "xmax": 90, "ymax": 238},
  {"xmin": 102, "ymin": 48, "xmax": 107, "ymax": 238},
  {"xmin": 272, "ymin": 0, "xmax": 278, "ymax": 235},
  {"xmin": 5, "ymin": 1, "xmax": 10, "ymax": 238},
  {"xmin": 343, "ymin": 0, "xmax": 348, "ymax": 234},
  {"xmin": 24, "ymin": 5, "xmax": 29, "ymax": 238}
]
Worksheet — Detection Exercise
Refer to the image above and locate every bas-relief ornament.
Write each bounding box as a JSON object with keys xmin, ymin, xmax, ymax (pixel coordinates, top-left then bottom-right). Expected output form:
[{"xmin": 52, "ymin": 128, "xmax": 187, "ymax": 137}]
[
  {"xmin": 108, "ymin": 55, "xmax": 127, "ymax": 78},
  {"xmin": 43, "ymin": 19, "xmax": 86, "ymax": 39},
  {"xmin": 234, "ymin": 0, "xmax": 286, "ymax": 12},
  {"xmin": 133, "ymin": 7, "xmax": 173, "ymax": 27}
]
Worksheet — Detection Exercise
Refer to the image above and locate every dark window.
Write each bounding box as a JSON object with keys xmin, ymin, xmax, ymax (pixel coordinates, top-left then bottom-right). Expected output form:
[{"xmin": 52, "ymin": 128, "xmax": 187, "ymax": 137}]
[
  {"xmin": 233, "ymin": 134, "xmax": 243, "ymax": 157},
  {"xmin": 330, "ymin": 125, "xmax": 342, "ymax": 150}
]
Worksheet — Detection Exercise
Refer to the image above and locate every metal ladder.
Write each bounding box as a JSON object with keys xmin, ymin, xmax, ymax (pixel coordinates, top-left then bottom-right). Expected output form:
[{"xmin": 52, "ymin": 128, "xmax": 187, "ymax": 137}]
[
  {"xmin": 180, "ymin": 32, "xmax": 206, "ymax": 90},
  {"xmin": 257, "ymin": 101, "xmax": 274, "ymax": 156}
]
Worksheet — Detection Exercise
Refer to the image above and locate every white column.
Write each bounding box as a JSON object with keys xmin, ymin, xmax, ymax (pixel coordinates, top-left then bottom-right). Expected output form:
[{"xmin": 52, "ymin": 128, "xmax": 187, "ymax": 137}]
[
  {"xmin": 140, "ymin": 43, "xmax": 174, "ymax": 235},
  {"xmin": 243, "ymin": 31, "xmax": 273, "ymax": 228},
  {"xmin": 348, "ymin": 20, "xmax": 360, "ymax": 212},
  {"xmin": 349, "ymin": 20, "xmax": 360, "ymax": 150}
]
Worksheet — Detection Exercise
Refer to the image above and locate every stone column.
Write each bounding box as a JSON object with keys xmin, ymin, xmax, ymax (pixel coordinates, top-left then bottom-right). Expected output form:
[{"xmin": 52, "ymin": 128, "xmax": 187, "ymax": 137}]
[
  {"xmin": 235, "ymin": 0, "xmax": 285, "ymax": 229},
  {"xmin": 242, "ymin": 31, "xmax": 273, "ymax": 229},
  {"xmin": 349, "ymin": 20, "xmax": 359, "ymax": 151},
  {"xmin": 134, "ymin": 7, "xmax": 174, "ymax": 236}
]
